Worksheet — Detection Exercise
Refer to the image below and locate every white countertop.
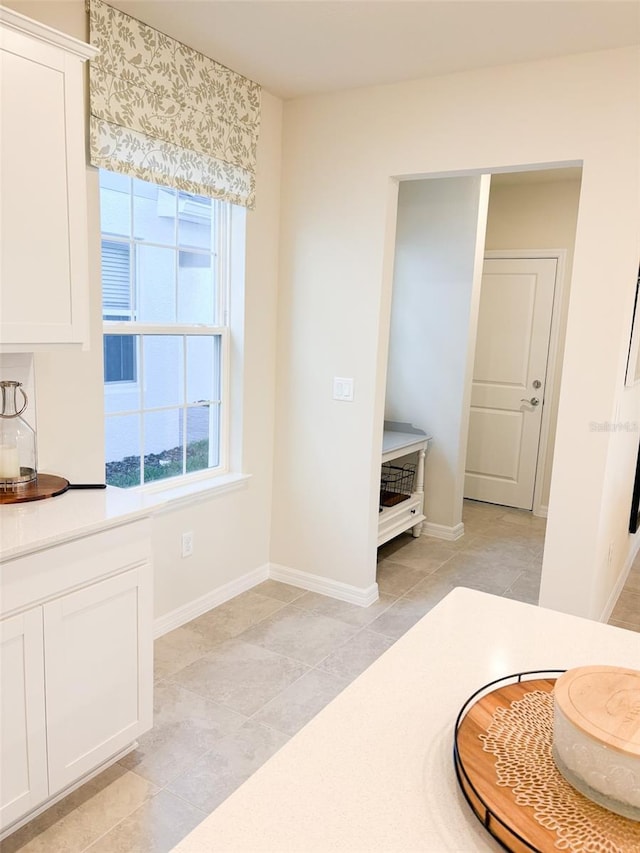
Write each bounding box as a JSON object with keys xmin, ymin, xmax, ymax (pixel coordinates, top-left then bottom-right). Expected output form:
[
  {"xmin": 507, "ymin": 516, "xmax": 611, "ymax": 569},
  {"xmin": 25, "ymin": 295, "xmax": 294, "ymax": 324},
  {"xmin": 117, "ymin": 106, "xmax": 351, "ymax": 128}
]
[
  {"xmin": 172, "ymin": 588, "xmax": 640, "ymax": 853},
  {"xmin": 0, "ymin": 487, "xmax": 149, "ymax": 561},
  {"xmin": 0, "ymin": 473, "xmax": 249, "ymax": 561},
  {"xmin": 382, "ymin": 429, "xmax": 430, "ymax": 457}
]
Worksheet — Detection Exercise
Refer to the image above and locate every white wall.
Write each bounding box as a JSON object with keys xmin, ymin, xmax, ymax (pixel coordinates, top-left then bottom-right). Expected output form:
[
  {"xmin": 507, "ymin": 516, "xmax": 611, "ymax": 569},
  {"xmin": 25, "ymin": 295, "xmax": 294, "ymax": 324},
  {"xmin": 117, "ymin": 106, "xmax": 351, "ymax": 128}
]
[
  {"xmin": 3, "ymin": 0, "xmax": 283, "ymax": 621},
  {"xmin": 484, "ymin": 177, "xmax": 582, "ymax": 509},
  {"xmin": 385, "ymin": 176, "xmax": 489, "ymax": 530},
  {"xmin": 272, "ymin": 47, "xmax": 640, "ymax": 619}
]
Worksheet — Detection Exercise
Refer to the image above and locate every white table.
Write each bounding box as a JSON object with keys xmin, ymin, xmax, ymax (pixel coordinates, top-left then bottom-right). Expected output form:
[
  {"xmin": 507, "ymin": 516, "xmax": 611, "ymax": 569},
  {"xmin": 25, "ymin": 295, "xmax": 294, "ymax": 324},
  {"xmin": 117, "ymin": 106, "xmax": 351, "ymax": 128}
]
[
  {"xmin": 172, "ymin": 588, "xmax": 640, "ymax": 852},
  {"xmin": 379, "ymin": 429, "xmax": 430, "ymax": 545}
]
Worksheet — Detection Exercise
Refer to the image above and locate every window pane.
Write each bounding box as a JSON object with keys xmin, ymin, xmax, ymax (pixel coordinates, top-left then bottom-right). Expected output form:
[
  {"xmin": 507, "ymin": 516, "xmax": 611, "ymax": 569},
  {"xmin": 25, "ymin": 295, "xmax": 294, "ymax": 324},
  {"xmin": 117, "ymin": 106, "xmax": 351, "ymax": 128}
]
[
  {"xmin": 102, "ymin": 241, "xmax": 131, "ymax": 319},
  {"xmin": 142, "ymin": 336, "xmax": 184, "ymax": 409},
  {"xmin": 144, "ymin": 409, "xmax": 183, "ymax": 483},
  {"xmin": 133, "ymin": 179, "xmax": 177, "ymax": 244},
  {"xmin": 186, "ymin": 335, "xmax": 219, "ymax": 403},
  {"xmin": 136, "ymin": 245, "xmax": 176, "ymax": 323},
  {"xmin": 186, "ymin": 404, "xmax": 219, "ymax": 472},
  {"xmin": 104, "ymin": 334, "xmax": 136, "ymax": 384},
  {"xmin": 105, "ymin": 414, "xmax": 141, "ymax": 487},
  {"xmin": 104, "ymin": 335, "xmax": 140, "ymax": 414},
  {"xmin": 178, "ymin": 252, "xmax": 215, "ymax": 324},
  {"xmin": 178, "ymin": 192, "xmax": 212, "ymax": 250},
  {"xmin": 100, "ymin": 171, "xmax": 130, "ymax": 237}
]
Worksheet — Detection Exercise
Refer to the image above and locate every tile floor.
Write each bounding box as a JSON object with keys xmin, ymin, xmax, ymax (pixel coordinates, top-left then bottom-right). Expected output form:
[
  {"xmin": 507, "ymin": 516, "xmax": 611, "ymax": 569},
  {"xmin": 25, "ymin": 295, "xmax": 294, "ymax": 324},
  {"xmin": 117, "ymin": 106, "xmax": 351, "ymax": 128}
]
[{"xmin": 3, "ymin": 500, "xmax": 639, "ymax": 852}]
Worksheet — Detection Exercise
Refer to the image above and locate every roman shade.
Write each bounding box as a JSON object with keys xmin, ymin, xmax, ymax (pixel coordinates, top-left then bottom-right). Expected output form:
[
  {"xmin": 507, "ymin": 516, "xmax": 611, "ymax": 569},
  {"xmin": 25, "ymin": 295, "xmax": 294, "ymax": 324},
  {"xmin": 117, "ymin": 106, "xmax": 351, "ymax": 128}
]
[{"xmin": 88, "ymin": 0, "xmax": 261, "ymax": 208}]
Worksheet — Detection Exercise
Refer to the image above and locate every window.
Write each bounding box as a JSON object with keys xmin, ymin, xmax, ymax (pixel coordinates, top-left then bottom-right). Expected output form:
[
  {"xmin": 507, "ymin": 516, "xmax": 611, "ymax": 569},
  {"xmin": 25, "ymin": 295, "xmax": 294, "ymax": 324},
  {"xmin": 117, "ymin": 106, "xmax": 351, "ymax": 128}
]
[{"xmin": 99, "ymin": 169, "xmax": 233, "ymax": 488}]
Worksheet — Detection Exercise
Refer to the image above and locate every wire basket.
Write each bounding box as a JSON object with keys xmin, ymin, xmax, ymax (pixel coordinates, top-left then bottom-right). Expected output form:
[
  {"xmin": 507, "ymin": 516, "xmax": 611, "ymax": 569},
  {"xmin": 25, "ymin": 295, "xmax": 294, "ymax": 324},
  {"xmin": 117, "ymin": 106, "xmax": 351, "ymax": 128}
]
[{"xmin": 380, "ymin": 462, "xmax": 417, "ymax": 508}]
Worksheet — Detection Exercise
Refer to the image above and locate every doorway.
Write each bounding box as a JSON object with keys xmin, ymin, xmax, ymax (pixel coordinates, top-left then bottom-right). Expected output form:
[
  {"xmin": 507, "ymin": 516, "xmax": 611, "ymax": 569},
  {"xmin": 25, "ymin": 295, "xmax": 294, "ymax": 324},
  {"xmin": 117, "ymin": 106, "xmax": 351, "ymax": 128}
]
[
  {"xmin": 382, "ymin": 165, "xmax": 582, "ymax": 540},
  {"xmin": 464, "ymin": 167, "xmax": 583, "ymax": 518}
]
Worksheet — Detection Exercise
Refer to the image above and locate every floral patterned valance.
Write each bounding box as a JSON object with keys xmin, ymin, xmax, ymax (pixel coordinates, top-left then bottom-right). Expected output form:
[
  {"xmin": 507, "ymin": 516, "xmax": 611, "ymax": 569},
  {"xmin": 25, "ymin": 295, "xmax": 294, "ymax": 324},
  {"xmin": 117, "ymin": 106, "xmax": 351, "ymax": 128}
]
[{"xmin": 88, "ymin": 0, "xmax": 261, "ymax": 208}]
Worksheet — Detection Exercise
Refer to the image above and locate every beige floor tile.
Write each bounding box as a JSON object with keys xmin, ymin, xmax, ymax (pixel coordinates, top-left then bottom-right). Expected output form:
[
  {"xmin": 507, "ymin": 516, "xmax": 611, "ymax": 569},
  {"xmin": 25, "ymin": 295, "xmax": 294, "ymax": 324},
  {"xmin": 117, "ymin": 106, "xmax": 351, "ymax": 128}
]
[
  {"xmin": 433, "ymin": 533, "xmax": 481, "ymax": 552},
  {"xmin": 252, "ymin": 580, "xmax": 306, "ymax": 602},
  {"xmin": 318, "ymin": 629, "xmax": 396, "ymax": 681},
  {"xmin": 240, "ymin": 607, "xmax": 358, "ymax": 666},
  {"xmin": 167, "ymin": 721, "xmax": 288, "ymax": 814},
  {"xmin": 464, "ymin": 536, "xmax": 541, "ymax": 565},
  {"xmin": 376, "ymin": 538, "xmax": 458, "ymax": 573},
  {"xmin": 431, "ymin": 553, "xmax": 524, "ymax": 595},
  {"xmin": 495, "ymin": 509, "xmax": 547, "ymax": 531},
  {"xmin": 188, "ymin": 591, "xmax": 286, "ymax": 643},
  {"xmin": 169, "ymin": 638, "xmax": 308, "ymax": 715},
  {"xmin": 607, "ymin": 618, "xmax": 640, "ymax": 634},
  {"xmin": 119, "ymin": 681, "xmax": 246, "ymax": 786},
  {"xmin": 153, "ymin": 625, "xmax": 219, "ymax": 682},
  {"xmin": 610, "ymin": 590, "xmax": 640, "ymax": 626},
  {"xmin": 367, "ymin": 596, "xmax": 434, "ymax": 639},
  {"xmin": 293, "ymin": 591, "xmax": 395, "ymax": 627},
  {"xmin": 1, "ymin": 765, "xmax": 157, "ymax": 853},
  {"xmin": 252, "ymin": 668, "xmax": 347, "ymax": 735},
  {"xmin": 375, "ymin": 561, "xmax": 425, "ymax": 595},
  {"xmin": 460, "ymin": 515, "xmax": 499, "ymax": 536},
  {"xmin": 502, "ymin": 571, "xmax": 541, "ymax": 605},
  {"xmin": 623, "ymin": 567, "xmax": 640, "ymax": 594},
  {"xmin": 401, "ymin": 574, "xmax": 457, "ymax": 608},
  {"xmin": 84, "ymin": 790, "xmax": 205, "ymax": 853}
]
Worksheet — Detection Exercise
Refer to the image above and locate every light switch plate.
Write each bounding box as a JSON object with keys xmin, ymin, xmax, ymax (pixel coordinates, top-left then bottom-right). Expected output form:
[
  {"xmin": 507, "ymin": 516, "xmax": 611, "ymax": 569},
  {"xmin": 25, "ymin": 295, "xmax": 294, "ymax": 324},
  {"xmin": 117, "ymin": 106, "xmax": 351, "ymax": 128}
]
[{"xmin": 333, "ymin": 377, "xmax": 354, "ymax": 401}]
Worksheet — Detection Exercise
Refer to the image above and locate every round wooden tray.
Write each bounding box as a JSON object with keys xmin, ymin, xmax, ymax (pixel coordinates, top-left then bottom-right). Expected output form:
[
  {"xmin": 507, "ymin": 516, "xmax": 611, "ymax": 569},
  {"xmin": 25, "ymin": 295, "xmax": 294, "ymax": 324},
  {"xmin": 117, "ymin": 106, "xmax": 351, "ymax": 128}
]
[
  {"xmin": 0, "ymin": 473, "xmax": 69, "ymax": 504},
  {"xmin": 453, "ymin": 671, "xmax": 640, "ymax": 853}
]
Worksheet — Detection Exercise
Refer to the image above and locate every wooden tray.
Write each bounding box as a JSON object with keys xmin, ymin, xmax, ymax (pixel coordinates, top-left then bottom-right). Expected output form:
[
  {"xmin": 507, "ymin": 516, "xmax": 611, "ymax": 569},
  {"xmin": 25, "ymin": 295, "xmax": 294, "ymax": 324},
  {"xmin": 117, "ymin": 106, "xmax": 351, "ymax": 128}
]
[
  {"xmin": 0, "ymin": 473, "xmax": 69, "ymax": 504},
  {"xmin": 454, "ymin": 673, "xmax": 640, "ymax": 852}
]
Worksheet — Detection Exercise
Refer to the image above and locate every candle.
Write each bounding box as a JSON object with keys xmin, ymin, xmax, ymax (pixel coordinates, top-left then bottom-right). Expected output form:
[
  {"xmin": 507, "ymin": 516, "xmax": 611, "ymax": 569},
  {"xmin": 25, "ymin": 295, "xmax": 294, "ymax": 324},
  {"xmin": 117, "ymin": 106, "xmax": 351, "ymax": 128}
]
[{"xmin": 0, "ymin": 444, "xmax": 20, "ymax": 478}]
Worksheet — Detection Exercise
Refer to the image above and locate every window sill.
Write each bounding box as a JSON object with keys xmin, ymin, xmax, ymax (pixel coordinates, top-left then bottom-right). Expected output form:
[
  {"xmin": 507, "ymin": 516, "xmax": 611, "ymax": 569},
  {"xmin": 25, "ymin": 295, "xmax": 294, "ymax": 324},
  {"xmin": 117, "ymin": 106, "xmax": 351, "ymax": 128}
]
[{"xmin": 141, "ymin": 472, "xmax": 251, "ymax": 515}]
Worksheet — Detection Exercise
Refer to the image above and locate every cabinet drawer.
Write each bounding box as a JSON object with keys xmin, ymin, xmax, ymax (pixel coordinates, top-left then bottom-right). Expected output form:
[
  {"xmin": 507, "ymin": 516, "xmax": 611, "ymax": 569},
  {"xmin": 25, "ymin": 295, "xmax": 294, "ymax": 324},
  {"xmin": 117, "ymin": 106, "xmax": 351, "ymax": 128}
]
[
  {"xmin": 378, "ymin": 495, "xmax": 424, "ymax": 546},
  {"xmin": 0, "ymin": 520, "xmax": 151, "ymax": 618}
]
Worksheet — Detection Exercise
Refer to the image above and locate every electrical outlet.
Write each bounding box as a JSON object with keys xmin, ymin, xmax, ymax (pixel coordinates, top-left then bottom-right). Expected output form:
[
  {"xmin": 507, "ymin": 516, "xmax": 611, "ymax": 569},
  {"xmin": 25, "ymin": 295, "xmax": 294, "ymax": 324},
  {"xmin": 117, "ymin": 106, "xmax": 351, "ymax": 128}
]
[{"xmin": 181, "ymin": 531, "xmax": 194, "ymax": 558}]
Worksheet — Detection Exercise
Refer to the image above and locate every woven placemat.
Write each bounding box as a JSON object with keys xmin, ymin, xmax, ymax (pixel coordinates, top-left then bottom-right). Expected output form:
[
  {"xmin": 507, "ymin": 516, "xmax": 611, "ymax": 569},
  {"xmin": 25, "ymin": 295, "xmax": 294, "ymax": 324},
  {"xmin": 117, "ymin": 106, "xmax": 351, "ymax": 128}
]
[{"xmin": 480, "ymin": 690, "xmax": 640, "ymax": 852}]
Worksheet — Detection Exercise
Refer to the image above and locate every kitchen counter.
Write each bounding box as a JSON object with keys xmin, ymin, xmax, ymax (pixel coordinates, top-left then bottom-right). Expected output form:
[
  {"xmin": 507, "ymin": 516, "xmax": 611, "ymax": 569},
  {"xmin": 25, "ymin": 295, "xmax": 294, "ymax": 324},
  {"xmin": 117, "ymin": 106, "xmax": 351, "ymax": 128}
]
[
  {"xmin": 172, "ymin": 587, "xmax": 640, "ymax": 853},
  {"xmin": 0, "ymin": 473, "xmax": 249, "ymax": 561},
  {"xmin": 0, "ymin": 486, "xmax": 150, "ymax": 561}
]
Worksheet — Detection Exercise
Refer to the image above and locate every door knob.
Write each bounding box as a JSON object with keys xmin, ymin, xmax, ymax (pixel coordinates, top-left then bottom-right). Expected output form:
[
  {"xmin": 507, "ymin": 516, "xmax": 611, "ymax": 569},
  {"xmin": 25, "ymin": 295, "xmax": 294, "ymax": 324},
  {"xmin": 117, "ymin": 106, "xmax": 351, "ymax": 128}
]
[{"xmin": 521, "ymin": 397, "xmax": 540, "ymax": 406}]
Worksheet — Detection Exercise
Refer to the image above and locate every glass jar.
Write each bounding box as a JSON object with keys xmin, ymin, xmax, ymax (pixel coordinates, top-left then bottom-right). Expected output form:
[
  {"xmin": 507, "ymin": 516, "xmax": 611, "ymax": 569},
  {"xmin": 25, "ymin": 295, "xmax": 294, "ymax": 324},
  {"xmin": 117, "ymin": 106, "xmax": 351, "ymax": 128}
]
[{"xmin": 0, "ymin": 380, "xmax": 37, "ymax": 489}]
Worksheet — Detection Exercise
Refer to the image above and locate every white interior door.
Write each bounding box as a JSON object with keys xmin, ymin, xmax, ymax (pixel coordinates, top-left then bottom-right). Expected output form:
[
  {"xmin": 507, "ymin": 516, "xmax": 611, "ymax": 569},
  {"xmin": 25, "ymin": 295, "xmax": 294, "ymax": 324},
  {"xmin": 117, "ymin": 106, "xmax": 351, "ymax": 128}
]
[{"xmin": 464, "ymin": 257, "xmax": 557, "ymax": 509}]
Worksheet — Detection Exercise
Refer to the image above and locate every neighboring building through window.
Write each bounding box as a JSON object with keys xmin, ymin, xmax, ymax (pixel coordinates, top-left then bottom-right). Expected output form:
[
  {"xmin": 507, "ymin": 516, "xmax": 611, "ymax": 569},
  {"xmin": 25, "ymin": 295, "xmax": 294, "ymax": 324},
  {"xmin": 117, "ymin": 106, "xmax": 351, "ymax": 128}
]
[{"xmin": 99, "ymin": 170, "xmax": 234, "ymax": 488}]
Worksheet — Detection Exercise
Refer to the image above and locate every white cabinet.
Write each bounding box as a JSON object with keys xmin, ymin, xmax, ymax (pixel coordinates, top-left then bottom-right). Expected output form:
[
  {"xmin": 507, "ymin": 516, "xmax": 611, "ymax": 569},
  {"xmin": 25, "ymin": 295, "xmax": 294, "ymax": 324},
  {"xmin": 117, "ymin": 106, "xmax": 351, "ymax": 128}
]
[
  {"xmin": 378, "ymin": 427, "xmax": 430, "ymax": 546},
  {"xmin": 0, "ymin": 520, "xmax": 153, "ymax": 836},
  {"xmin": 44, "ymin": 569, "xmax": 151, "ymax": 794},
  {"xmin": 0, "ymin": 7, "xmax": 97, "ymax": 351},
  {"xmin": 0, "ymin": 609, "xmax": 48, "ymax": 829}
]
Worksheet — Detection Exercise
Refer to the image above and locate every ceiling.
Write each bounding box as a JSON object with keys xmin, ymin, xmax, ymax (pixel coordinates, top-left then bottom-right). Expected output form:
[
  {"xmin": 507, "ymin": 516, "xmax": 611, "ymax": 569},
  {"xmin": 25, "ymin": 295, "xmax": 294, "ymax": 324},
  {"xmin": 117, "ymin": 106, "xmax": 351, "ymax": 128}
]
[{"xmin": 108, "ymin": 1, "xmax": 640, "ymax": 100}]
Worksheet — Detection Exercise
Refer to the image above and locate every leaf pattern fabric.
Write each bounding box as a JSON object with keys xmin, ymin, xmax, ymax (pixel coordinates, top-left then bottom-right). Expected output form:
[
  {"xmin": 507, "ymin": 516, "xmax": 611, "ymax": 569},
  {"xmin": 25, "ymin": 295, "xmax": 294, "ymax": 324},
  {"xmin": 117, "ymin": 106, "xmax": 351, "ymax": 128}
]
[{"xmin": 88, "ymin": 0, "xmax": 260, "ymax": 208}]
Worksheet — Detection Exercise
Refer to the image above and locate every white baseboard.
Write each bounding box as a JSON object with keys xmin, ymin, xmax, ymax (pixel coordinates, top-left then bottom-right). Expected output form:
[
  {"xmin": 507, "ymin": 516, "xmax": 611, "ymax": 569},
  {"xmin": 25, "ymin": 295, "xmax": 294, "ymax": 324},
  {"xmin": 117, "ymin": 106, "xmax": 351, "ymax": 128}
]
[
  {"xmin": 154, "ymin": 563, "xmax": 270, "ymax": 638},
  {"xmin": 533, "ymin": 505, "xmax": 548, "ymax": 519},
  {"xmin": 599, "ymin": 534, "xmax": 640, "ymax": 623},
  {"xmin": 421, "ymin": 521, "xmax": 465, "ymax": 541},
  {"xmin": 269, "ymin": 563, "xmax": 379, "ymax": 607}
]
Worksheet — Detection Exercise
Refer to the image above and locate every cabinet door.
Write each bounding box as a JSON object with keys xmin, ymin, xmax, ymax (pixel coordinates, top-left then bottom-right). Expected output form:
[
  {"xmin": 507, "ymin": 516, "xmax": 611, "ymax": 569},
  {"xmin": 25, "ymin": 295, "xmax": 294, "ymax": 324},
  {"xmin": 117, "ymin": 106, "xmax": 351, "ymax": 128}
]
[
  {"xmin": 0, "ymin": 609, "xmax": 48, "ymax": 831},
  {"xmin": 0, "ymin": 27, "xmax": 89, "ymax": 347},
  {"xmin": 43, "ymin": 567, "xmax": 153, "ymax": 794}
]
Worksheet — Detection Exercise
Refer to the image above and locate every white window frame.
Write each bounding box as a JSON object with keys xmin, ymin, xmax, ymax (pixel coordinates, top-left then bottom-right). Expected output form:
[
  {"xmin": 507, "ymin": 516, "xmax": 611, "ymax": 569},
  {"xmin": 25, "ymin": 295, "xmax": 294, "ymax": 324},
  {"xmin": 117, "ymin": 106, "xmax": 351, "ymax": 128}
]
[{"xmin": 101, "ymin": 173, "xmax": 236, "ymax": 491}]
